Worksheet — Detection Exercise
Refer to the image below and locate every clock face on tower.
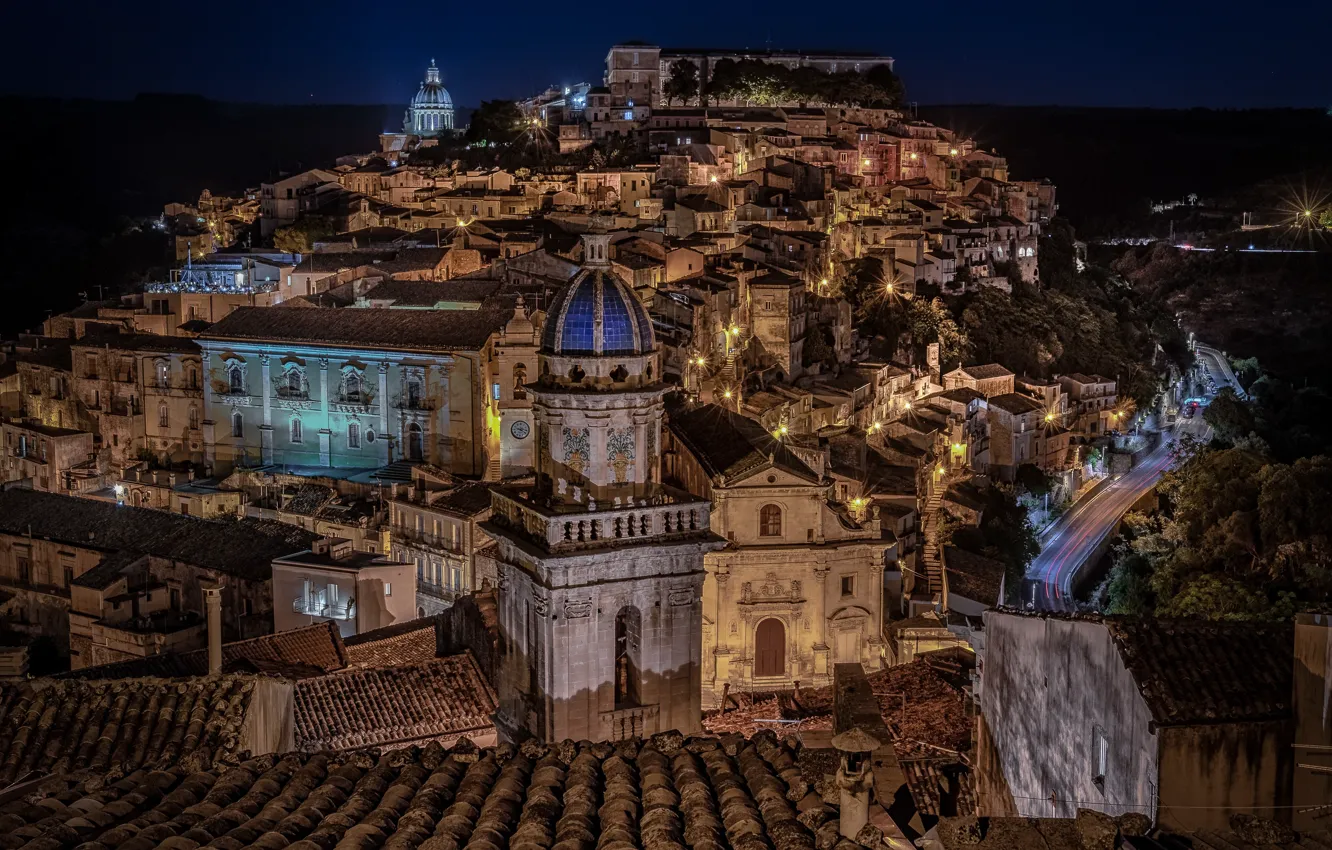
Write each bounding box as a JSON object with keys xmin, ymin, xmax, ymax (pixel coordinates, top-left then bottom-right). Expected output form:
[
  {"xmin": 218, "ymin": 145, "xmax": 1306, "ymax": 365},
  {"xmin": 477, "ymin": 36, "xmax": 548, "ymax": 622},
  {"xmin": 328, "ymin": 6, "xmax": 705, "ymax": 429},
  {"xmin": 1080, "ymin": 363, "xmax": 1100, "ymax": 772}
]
[{"xmin": 510, "ymin": 420, "xmax": 530, "ymax": 440}]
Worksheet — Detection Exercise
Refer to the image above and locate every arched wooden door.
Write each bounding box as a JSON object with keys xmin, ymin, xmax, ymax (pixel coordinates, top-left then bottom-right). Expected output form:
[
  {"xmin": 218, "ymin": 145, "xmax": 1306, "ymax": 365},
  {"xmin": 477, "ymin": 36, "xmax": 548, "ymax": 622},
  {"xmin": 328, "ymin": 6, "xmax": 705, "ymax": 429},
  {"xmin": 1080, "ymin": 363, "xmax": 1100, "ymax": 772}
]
[{"xmin": 755, "ymin": 618, "xmax": 786, "ymax": 677}]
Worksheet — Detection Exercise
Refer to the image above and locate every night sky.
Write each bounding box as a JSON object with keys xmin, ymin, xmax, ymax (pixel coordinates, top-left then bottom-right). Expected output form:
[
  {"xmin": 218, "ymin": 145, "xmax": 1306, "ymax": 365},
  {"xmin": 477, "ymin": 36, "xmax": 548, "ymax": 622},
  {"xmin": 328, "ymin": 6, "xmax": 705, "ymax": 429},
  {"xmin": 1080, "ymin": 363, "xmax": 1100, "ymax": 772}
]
[{"xmin": 7, "ymin": 0, "xmax": 1328, "ymax": 109}]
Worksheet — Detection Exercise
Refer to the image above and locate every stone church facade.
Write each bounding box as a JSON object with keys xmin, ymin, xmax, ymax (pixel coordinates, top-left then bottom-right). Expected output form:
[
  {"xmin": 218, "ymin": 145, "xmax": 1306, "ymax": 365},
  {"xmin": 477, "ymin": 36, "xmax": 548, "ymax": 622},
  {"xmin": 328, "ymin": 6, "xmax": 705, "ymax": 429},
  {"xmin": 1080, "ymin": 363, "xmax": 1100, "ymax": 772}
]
[
  {"xmin": 663, "ymin": 401, "xmax": 887, "ymax": 708},
  {"xmin": 484, "ymin": 232, "xmax": 724, "ymax": 742}
]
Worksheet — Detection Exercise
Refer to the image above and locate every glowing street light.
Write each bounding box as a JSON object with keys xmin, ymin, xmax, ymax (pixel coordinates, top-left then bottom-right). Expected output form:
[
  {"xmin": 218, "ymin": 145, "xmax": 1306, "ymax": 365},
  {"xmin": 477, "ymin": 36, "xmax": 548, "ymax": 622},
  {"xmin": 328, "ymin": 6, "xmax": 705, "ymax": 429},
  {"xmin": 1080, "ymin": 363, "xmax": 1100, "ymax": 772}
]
[
  {"xmin": 723, "ymin": 389, "xmax": 733, "ymax": 399},
  {"xmin": 949, "ymin": 148, "xmax": 959, "ymax": 156},
  {"xmin": 1045, "ymin": 413, "xmax": 1054, "ymax": 423}
]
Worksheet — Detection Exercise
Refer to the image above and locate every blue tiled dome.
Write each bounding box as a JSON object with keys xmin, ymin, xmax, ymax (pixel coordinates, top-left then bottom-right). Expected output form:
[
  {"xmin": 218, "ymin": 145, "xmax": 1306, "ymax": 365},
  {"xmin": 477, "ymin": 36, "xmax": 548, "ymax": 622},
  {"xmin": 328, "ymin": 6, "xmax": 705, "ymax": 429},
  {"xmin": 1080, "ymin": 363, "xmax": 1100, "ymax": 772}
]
[{"xmin": 542, "ymin": 268, "xmax": 654, "ymax": 356}]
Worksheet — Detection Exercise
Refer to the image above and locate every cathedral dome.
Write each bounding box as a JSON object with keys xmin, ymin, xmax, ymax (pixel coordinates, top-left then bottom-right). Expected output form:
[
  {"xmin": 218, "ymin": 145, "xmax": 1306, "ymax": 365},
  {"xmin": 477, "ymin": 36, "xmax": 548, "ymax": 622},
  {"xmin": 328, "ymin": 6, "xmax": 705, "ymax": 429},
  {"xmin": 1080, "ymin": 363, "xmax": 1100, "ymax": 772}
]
[
  {"xmin": 412, "ymin": 59, "xmax": 454, "ymax": 109},
  {"xmin": 541, "ymin": 233, "xmax": 654, "ymax": 357}
]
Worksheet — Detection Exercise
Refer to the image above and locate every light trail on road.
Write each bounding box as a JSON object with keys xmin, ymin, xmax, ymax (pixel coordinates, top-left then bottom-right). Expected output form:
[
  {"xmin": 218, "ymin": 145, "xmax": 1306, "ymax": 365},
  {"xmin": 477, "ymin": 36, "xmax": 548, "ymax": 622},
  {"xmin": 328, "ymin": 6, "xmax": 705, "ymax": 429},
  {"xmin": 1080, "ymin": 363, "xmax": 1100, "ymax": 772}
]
[{"xmin": 1025, "ymin": 344, "xmax": 1228, "ymax": 610}]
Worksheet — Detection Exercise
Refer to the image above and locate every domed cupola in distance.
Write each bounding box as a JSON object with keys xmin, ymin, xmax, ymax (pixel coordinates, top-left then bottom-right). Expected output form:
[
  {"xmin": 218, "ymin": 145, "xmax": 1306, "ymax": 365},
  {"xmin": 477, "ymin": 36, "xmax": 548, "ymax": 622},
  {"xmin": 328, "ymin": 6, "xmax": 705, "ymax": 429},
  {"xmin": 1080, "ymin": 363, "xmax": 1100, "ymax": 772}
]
[{"xmin": 404, "ymin": 59, "xmax": 455, "ymax": 137}]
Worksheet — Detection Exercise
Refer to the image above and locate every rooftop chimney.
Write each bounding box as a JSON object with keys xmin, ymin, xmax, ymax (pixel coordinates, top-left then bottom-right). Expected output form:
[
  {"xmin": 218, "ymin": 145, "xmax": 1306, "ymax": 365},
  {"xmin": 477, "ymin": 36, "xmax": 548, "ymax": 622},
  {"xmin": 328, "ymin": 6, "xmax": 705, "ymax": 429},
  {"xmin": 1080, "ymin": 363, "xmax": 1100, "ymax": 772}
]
[{"xmin": 201, "ymin": 580, "xmax": 225, "ymax": 675}]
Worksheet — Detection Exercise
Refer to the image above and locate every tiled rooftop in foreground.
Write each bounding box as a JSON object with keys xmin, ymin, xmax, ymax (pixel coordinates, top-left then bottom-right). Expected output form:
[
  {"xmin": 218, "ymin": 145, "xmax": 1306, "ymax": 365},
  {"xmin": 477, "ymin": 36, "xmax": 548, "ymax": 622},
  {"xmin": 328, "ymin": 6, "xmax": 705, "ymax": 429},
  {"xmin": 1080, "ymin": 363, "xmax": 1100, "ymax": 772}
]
[{"xmin": 0, "ymin": 731, "xmax": 827, "ymax": 850}]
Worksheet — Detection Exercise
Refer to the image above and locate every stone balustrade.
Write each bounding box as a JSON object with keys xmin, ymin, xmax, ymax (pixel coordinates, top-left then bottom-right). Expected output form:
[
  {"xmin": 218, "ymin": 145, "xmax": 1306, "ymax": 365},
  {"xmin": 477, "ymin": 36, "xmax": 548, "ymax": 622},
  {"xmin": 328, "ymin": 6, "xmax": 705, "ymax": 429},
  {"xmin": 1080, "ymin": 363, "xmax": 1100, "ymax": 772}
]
[{"xmin": 490, "ymin": 485, "xmax": 712, "ymax": 553}]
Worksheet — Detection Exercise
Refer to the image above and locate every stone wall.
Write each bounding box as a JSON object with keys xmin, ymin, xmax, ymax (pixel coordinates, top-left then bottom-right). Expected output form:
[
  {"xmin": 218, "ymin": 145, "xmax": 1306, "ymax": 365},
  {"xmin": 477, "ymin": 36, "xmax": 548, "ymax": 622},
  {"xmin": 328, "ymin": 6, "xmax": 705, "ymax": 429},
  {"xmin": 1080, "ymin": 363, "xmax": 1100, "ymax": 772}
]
[{"xmin": 979, "ymin": 612, "xmax": 1158, "ymax": 820}]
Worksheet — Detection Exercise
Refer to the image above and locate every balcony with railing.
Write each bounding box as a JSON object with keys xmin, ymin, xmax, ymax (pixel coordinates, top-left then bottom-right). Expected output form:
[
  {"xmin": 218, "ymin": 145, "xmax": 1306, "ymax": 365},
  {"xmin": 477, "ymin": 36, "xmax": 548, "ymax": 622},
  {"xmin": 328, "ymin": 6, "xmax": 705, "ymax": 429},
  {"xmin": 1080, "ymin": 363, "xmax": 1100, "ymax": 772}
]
[
  {"xmin": 392, "ymin": 525, "xmax": 464, "ymax": 555},
  {"xmin": 488, "ymin": 484, "xmax": 713, "ymax": 553},
  {"xmin": 389, "ymin": 390, "xmax": 439, "ymax": 411},
  {"xmin": 292, "ymin": 595, "xmax": 354, "ymax": 620}
]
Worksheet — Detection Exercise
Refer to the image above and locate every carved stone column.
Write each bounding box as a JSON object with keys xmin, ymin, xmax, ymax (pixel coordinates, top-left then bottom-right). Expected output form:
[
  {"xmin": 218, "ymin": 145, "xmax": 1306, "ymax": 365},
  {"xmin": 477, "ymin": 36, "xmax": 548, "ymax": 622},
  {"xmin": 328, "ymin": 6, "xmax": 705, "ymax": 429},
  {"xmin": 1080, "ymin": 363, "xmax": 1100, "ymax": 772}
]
[
  {"xmin": 259, "ymin": 354, "xmax": 272, "ymax": 428},
  {"xmin": 437, "ymin": 361, "xmax": 453, "ymax": 469},
  {"xmin": 378, "ymin": 362, "xmax": 390, "ymax": 463},
  {"xmin": 812, "ymin": 563, "xmax": 831, "ymax": 678},
  {"xmin": 318, "ymin": 357, "xmax": 332, "ymax": 466}
]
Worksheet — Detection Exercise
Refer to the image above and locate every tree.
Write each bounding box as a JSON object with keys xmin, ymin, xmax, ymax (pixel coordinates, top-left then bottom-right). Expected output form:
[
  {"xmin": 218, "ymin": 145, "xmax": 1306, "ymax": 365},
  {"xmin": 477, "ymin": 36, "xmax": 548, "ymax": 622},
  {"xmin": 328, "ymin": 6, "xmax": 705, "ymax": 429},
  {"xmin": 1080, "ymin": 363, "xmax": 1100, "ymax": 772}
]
[
  {"xmin": 1230, "ymin": 356, "xmax": 1262, "ymax": 391},
  {"xmin": 1203, "ymin": 387, "xmax": 1257, "ymax": 445},
  {"xmin": 907, "ymin": 297, "xmax": 969, "ymax": 370},
  {"xmin": 663, "ymin": 60, "xmax": 700, "ymax": 106},
  {"xmin": 865, "ymin": 65, "xmax": 905, "ymax": 107},
  {"xmin": 273, "ymin": 217, "xmax": 336, "ymax": 253},
  {"xmin": 944, "ymin": 483, "xmax": 1038, "ymax": 605},
  {"xmin": 465, "ymin": 100, "xmax": 524, "ymax": 146},
  {"xmin": 704, "ymin": 59, "xmax": 741, "ymax": 105}
]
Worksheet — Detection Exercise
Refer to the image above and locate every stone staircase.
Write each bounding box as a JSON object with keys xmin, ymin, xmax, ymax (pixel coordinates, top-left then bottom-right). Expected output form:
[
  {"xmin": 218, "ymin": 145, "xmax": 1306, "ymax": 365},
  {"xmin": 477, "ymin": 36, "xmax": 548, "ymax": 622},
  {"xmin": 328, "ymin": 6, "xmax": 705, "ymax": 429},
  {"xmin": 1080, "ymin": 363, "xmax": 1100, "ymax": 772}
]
[
  {"xmin": 484, "ymin": 455, "xmax": 502, "ymax": 482},
  {"xmin": 372, "ymin": 460, "xmax": 416, "ymax": 485},
  {"xmin": 918, "ymin": 487, "xmax": 946, "ymax": 601}
]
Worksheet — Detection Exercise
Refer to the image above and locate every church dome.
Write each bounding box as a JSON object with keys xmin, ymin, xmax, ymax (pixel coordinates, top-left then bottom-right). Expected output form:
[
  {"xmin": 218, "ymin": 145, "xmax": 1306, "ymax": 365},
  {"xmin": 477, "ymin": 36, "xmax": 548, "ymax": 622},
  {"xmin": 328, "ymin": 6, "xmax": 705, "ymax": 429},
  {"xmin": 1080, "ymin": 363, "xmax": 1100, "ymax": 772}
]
[
  {"xmin": 412, "ymin": 59, "xmax": 453, "ymax": 109},
  {"xmin": 542, "ymin": 233, "xmax": 654, "ymax": 357}
]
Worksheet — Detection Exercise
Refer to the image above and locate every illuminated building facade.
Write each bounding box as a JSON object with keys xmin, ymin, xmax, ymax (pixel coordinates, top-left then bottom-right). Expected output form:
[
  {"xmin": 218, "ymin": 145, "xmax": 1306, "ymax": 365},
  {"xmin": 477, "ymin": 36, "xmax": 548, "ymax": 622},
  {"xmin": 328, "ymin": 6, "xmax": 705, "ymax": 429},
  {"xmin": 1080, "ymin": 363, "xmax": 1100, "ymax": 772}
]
[{"xmin": 486, "ymin": 231, "xmax": 723, "ymax": 742}]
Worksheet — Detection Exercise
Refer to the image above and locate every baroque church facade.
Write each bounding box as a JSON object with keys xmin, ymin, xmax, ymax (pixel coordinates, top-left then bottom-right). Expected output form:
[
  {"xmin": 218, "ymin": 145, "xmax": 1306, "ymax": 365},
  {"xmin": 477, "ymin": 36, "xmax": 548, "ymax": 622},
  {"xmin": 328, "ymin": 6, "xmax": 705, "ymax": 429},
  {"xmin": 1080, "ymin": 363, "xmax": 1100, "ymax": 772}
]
[{"xmin": 485, "ymin": 232, "xmax": 725, "ymax": 743}]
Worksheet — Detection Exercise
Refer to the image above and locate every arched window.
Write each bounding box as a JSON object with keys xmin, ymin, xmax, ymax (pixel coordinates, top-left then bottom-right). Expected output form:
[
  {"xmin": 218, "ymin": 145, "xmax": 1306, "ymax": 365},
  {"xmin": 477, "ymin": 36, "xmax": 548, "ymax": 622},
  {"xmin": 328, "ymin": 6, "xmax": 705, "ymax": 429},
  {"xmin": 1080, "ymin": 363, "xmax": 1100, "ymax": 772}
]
[
  {"xmin": 759, "ymin": 504, "xmax": 782, "ymax": 537},
  {"xmin": 512, "ymin": 363, "xmax": 527, "ymax": 400},
  {"xmin": 755, "ymin": 618, "xmax": 786, "ymax": 677},
  {"xmin": 343, "ymin": 372, "xmax": 361, "ymax": 403},
  {"xmin": 188, "ymin": 406, "xmax": 199, "ymax": 430},
  {"xmin": 290, "ymin": 417, "xmax": 303, "ymax": 444},
  {"xmin": 287, "ymin": 368, "xmax": 303, "ymax": 396},
  {"xmin": 348, "ymin": 421, "xmax": 360, "ymax": 449},
  {"xmin": 158, "ymin": 403, "xmax": 169, "ymax": 428},
  {"xmin": 406, "ymin": 376, "xmax": 422, "ymax": 408},
  {"xmin": 231, "ymin": 411, "xmax": 244, "ymax": 438},
  {"xmin": 614, "ymin": 606, "xmax": 642, "ymax": 708},
  {"xmin": 228, "ymin": 363, "xmax": 244, "ymax": 393},
  {"xmin": 186, "ymin": 364, "xmax": 199, "ymax": 389},
  {"xmin": 156, "ymin": 361, "xmax": 169, "ymax": 388}
]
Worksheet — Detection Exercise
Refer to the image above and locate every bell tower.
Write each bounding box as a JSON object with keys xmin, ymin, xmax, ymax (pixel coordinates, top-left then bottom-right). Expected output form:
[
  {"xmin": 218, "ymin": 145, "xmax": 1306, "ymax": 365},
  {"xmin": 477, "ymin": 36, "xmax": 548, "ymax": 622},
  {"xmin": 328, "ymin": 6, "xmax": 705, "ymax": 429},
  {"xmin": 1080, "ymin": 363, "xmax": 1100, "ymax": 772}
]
[{"xmin": 485, "ymin": 231, "xmax": 723, "ymax": 742}]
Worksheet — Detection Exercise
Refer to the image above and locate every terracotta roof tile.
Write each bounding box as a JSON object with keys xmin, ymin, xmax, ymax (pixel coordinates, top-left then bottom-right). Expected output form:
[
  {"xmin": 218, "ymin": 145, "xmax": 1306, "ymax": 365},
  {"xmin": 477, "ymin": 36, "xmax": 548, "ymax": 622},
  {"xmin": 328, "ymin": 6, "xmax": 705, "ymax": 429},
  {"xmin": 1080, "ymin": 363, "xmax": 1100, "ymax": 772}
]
[
  {"xmin": 3, "ymin": 730, "xmax": 827, "ymax": 850},
  {"xmin": 0, "ymin": 490, "xmax": 319, "ymax": 584},
  {"xmin": 0, "ymin": 675, "xmax": 259, "ymax": 785},
  {"xmin": 60, "ymin": 622, "xmax": 348, "ymax": 681},
  {"xmin": 203, "ymin": 303, "xmax": 510, "ymax": 353},
  {"xmin": 344, "ymin": 617, "xmax": 439, "ymax": 668},
  {"xmin": 294, "ymin": 654, "xmax": 497, "ymax": 751},
  {"xmin": 1106, "ymin": 619, "xmax": 1293, "ymax": 726}
]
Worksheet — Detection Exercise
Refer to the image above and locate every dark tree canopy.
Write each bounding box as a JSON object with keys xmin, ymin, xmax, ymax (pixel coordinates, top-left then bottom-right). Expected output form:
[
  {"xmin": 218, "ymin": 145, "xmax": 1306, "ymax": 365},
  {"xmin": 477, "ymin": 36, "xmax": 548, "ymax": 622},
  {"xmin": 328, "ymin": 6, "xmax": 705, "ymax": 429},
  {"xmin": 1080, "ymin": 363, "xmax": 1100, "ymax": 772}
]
[
  {"xmin": 663, "ymin": 60, "xmax": 700, "ymax": 106},
  {"xmin": 464, "ymin": 100, "xmax": 525, "ymax": 146}
]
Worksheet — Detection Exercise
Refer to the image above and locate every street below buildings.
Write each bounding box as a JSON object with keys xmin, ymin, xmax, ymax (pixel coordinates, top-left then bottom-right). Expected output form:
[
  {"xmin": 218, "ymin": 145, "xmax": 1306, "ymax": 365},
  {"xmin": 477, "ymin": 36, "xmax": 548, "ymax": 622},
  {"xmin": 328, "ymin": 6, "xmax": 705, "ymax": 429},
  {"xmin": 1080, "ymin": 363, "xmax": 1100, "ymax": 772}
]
[{"xmin": 1025, "ymin": 345, "xmax": 1229, "ymax": 611}]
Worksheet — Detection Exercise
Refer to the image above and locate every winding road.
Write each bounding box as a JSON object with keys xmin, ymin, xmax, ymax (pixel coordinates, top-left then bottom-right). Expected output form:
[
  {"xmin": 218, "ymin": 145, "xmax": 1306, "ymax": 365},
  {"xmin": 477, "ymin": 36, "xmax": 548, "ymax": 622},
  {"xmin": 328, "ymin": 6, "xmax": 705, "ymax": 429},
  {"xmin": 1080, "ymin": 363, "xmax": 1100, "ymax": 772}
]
[{"xmin": 1024, "ymin": 345, "xmax": 1230, "ymax": 611}]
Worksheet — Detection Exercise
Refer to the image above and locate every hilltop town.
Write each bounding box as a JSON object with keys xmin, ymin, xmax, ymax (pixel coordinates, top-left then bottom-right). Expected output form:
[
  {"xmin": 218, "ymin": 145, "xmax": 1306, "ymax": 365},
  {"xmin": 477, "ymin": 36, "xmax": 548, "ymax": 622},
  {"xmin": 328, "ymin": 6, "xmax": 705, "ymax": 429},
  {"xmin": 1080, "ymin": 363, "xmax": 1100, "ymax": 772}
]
[{"xmin": 0, "ymin": 44, "xmax": 1323, "ymax": 847}]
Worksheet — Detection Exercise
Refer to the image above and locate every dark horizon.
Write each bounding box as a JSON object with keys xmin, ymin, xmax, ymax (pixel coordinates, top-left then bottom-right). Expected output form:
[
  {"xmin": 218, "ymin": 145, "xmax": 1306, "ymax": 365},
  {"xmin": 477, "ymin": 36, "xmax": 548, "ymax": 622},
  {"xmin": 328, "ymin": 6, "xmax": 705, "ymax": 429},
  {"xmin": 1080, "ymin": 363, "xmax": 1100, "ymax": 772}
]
[
  {"xmin": 5, "ymin": 0, "xmax": 1328, "ymax": 110},
  {"xmin": 6, "ymin": 92, "xmax": 1331, "ymax": 113}
]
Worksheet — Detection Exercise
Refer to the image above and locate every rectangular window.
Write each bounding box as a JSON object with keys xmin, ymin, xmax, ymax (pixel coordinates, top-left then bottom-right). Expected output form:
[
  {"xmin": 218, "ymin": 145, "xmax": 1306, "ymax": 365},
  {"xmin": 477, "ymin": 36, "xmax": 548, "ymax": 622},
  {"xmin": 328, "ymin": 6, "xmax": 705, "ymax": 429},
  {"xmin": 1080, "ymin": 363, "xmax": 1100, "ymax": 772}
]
[
  {"xmin": 348, "ymin": 422, "xmax": 360, "ymax": 449},
  {"xmin": 841, "ymin": 575, "xmax": 855, "ymax": 596},
  {"xmin": 384, "ymin": 582, "xmax": 392, "ymax": 597},
  {"xmin": 492, "ymin": 382, "xmax": 501, "ymax": 401}
]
